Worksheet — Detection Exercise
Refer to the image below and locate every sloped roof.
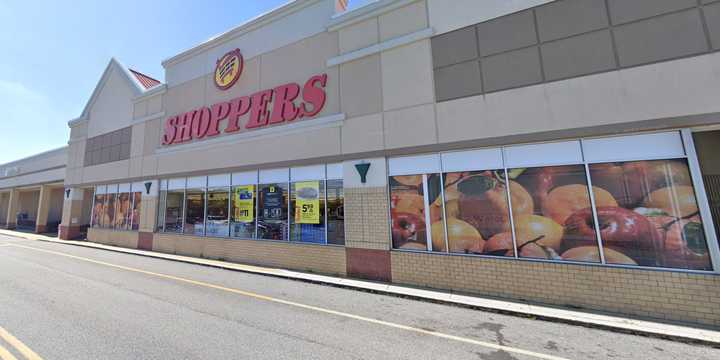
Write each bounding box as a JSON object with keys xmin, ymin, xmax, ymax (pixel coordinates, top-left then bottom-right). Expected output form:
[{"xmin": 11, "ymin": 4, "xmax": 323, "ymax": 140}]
[{"xmin": 129, "ymin": 69, "xmax": 161, "ymax": 89}]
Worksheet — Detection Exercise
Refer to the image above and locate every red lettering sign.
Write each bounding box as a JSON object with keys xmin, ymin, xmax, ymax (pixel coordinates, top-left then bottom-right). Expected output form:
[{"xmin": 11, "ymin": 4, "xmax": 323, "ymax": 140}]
[{"xmin": 162, "ymin": 73, "xmax": 329, "ymax": 145}]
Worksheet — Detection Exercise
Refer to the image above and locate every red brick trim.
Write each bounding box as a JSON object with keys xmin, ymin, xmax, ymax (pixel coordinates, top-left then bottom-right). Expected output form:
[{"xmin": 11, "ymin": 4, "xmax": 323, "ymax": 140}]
[
  {"xmin": 346, "ymin": 248, "xmax": 392, "ymax": 282},
  {"xmin": 138, "ymin": 232, "xmax": 154, "ymax": 250},
  {"xmin": 59, "ymin": 225, "xmax": 82, "ymax": 240},
  {"xmin": 35, "ymin": 224, "xmax": 47, "ymax": 234}
]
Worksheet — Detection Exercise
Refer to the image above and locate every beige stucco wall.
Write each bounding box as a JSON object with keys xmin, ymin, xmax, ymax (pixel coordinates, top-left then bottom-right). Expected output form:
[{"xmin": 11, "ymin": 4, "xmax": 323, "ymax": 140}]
[{"xmin": 87, "ymin": 66, "xmax": 136, "ymax": 138}]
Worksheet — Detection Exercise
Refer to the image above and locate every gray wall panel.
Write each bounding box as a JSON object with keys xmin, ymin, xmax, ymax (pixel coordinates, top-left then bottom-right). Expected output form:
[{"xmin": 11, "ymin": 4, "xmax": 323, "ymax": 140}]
[
  {"xmin": 608, "ymin": 0, "xmax": 697, "ymax": 25},
  {"xmin": 431, "ymin": 0, "xmax": 720, "ymax": 101},
  {"xmin": 481, "ymin": 47, "xmax": 543, "ymax": 92},
  {"xmin": 614, "ymin": 9, "xmax": 708, "ymax": 67},
  {"xmin": 431, "ymin": 26, "xmax": 478, "ymax": 68},
  {"xmin": 541, "ymin": 30, "xmax": 616, "ymax": 81},
  {"xmin": 434, "ymin": 60, "xmax": 483, "ymax": 101},
  {"xmin": 703, "ymin": 2, "xmax": 720, "ymax": 49},
  {"xmin": 536, "ymin": 0, "xmax": 609, "ymax": 42},
  {"xmin": 476, "ymin": 10, "xmax": 537, "ymax": 56}
]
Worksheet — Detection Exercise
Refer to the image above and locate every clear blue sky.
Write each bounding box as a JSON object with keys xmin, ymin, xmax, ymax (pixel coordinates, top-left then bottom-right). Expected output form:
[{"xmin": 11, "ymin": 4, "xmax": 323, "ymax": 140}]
[{"xmin": 0, "ymin": 0, "xmax": 371, "ymax": 164}]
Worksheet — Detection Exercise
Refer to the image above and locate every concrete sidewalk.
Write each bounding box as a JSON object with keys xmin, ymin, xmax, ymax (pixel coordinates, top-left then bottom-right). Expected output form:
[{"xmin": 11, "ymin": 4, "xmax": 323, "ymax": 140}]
[{"xmin": 2, "ymin": 229, "xmax": 719, "ymax": 346}]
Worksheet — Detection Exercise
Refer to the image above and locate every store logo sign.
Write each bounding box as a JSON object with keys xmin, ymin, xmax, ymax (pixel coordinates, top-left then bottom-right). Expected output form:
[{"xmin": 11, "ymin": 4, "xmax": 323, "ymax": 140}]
[
  {"xmin": 214, "ymin": 48, "xmax": 243, "ymax": 90},
  {"xmin": 162, "ymin": 73, "xmax": 328, "ymax": 146}
]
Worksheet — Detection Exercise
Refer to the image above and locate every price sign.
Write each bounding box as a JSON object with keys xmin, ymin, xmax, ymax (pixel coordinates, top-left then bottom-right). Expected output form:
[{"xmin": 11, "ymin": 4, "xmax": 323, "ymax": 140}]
[
  {"xmin": 295, "ymin": 181, "xmax": 320, "ymax": 224},
  {"xmin": 233, "ymin": 185, "xmax": 254, "ymax": 222}
]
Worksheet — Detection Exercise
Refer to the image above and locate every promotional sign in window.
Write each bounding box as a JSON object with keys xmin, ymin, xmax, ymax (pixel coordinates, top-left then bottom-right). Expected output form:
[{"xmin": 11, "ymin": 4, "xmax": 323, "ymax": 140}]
[
  {"xmin": 295, "ymin": 181, "xmax": 320, "ymax": 224},
  {"xmin": 233, "ymin": 185, "xmax": 254, "ymax": 223},
  {"xmin": 263, "ymin": 185, "xmax": 284, "ymax": 219}
]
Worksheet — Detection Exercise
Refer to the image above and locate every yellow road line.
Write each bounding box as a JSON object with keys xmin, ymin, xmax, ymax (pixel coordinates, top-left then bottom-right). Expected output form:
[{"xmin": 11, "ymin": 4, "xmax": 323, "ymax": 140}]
[
  {"xmin": 9, "ymin": 244, "xmax": 569, "ymax": 360},
  {"xmin": 0, "ymin": 325, "xmax": 42, "ymax": 360},
  {"xmin": 0, "ymin": 343, "xmax": 19, "ymax": 360}
]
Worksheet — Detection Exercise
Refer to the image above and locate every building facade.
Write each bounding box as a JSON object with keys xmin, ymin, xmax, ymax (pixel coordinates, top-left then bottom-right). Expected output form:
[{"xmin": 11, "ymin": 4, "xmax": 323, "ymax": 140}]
[{"xmin": 3, "ymin": 0, "xmax": 720, "ymax": 327}]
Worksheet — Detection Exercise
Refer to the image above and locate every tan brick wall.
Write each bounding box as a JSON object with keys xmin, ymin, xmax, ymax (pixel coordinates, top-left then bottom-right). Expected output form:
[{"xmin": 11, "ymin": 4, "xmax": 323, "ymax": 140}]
[
  {"xmin": 344, "ymin": 187, "xmax": 390, "ymax": 250},
  {"xmin": 138, "ymin": 198, "xmax": 158, "ymax": 233},
  {"xmin": 152, "ymin": 233, "xmax": 347, "ymax": 276},
  {"xmin": 391, "ymin": 251, "xmax": 720, "ymax": 327},
  {"xmin": 88, "ymin": 228, "xmax": 139, "ymax": 249}
]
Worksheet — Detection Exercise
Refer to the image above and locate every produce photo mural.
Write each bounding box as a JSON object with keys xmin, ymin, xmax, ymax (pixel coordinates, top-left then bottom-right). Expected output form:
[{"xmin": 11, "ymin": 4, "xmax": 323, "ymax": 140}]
[
  {"xmin": 510, "ymin": 165, "xmax": 606, "ymax": 262},
  {"xmin": 588, "ymin": 159, "xmax": 711, "ymax": 270},
  {"xmin": 445, "ymin": 170, "xmax": 514, "ymax": 256},
  {"xmin": 390, "ymin": 157, "xmax": 712, "ymax": 271}
]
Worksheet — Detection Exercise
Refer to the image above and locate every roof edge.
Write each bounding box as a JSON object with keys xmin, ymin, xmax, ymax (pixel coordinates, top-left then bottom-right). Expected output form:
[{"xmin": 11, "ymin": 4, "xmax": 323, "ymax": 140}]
[
  {"xmin": 0, "ymin": 145, "xmax": 68, "ymax": 168},
  {"xmin": 161, "ymin": 0, "xmax": 326, "ymax": 69}
]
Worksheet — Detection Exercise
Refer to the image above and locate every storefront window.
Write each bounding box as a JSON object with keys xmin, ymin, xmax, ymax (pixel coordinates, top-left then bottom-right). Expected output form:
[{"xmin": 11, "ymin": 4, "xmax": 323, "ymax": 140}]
[
  {"xmin": 115, "ymin": 190, "xmax": 131, "ymax": 230},
  {"xmin": 258, "ymin": 183, "xmax": 288, "ymax": 240},
  {"xmin": 91, "ymin": 187, "xmax": 105, "ymax": 228},
  {"xmin": 156, "ymin": 166, "xmax": 343, "ymax": 244},
  {"xmin": 589, "ymin": 159, "xmax": 711, "ymax": 270},
  {"xmin": 131, "ymin": 190, "xmax": 141, "ymax": 231},
  {"xmin": 184, "ymin": 188, "xmax": 206, "ymax": 235},
  {"xmin": 206, "ymin": 187, "xmax": 229, "ymax": 237},
  {"xmin": 445, "ymin": 170, "xmax": 513, "ymax": 256},
  {"xmin": 326, "ymin": 180, "xmax": 345, "ymax": 245},
  {"xmin": 164, "ymin": 190, "xmax": 184, "ymax": 233},
  {"xmin": 290, "ymin": 180, "xmax": 326, "ymax": 243},
  {"xmin": 693, "ymin": 130, "xmax": 720, "ymax": 251},
  {"xmin": 104, "ymin": 187, "xmax": 117, "ymax": 229},
  {"xmin": 390, "ymin": 175, "xmax": 426, "ymax": 251},
  {"xmin": 509, "ymin": 165, "xmax": 602, "ymax": 262},
  {"xmin": 230, "ymin": 184, "xmax": 256, "ymax": 238},
  {"xmin": 158, "ymin": 181, "xmax": 167, "ymax": 232}
]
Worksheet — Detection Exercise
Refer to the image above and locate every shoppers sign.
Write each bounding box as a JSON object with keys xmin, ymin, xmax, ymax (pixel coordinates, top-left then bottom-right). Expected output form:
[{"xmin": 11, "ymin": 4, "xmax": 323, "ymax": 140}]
[{"xmin": 162, "ymin": 73, "xmax": 329, "ymax": 146}]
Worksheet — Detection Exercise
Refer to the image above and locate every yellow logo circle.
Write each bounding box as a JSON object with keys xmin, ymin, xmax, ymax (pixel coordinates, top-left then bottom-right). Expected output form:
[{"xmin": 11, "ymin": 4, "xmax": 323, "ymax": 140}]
[{"xmin": 214, "ymin": 49, "xmax": 243, "ymax": 90}]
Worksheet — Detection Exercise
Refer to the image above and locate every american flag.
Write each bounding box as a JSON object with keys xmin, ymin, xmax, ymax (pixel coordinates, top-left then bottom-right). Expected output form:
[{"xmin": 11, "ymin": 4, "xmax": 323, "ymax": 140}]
[{"xmin": 335, "ymin": 0, "xmax": 348, "ymax": 13}]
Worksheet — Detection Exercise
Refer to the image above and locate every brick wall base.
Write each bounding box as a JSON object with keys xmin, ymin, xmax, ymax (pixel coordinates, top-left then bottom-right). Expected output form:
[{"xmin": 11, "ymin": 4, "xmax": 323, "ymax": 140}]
[
  {"xmin": 391, "ymin": 251, "xmax": 720, "ymax": 328},
  {"xmin": 138, "ymin": 232, "xmax": 154, "ymax": 250},
  {"xmin": 35, "ymin": 224, "xmax": 47, "ymax": 234},
  {"xmin": 87, "ymin": 228, "xmax": 139, "ymax": 249},
  {"xmin": 152, "ymin": 233, "xmax": 347, "ymax": 276},
  {"xmin": 346, "ymin": 248, "xmax": 391, "ymax": 281},
  {"xmin": 59, "ymin": 225, "xmax": 81, "ymax": 240}
]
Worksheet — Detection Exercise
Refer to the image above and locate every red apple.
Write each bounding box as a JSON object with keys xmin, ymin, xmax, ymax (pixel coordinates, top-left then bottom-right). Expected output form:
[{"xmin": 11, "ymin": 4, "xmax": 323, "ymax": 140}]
[
  {"xmin": 457, "ymin": 174, "xmax": 532, "ymax": 238},
  {"xmin": 391, "ymin": 212, "xmax": 425, "ymax": 248},
  {"xmin": 564, "ymin": 206, "xmax": 657, "ymax": 265}
]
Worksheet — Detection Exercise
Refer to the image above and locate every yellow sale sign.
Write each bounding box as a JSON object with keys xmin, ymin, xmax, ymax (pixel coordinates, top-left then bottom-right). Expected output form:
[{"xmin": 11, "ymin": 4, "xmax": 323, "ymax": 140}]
[
  {"xmin": 233, "ymin": 185, "xmax": 254, "ymax": 222},
  {"xmin": 295, "ymin": 181, "xmax": 320, "ymax": 224}
]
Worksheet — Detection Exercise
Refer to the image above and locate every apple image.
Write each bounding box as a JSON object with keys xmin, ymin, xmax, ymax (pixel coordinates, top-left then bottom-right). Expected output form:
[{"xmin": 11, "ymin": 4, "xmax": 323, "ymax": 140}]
[
  {"xmin": 432, "ymin": 218, "xmax": 485, "ymax": 254},
  {"xmin": 484, "ymin": 232, "xmax": 515, "ymax": 256},
  {"xmin": 563, "ymin": 206, "xmax": 657, "ymax": 265},
  {"xmin": 542, "ymin": 184, "xmax": 617, "ymax": 225},
  {"xmin": 517, "ymin": 242, "xmax": 561, "ymax": 260},
  {"xmin": 429, "ymin": 198, "xmax": 459, "ymax": 223},
  {"xmin": 513, "ymin": 214, "xmax": 564, "ymax": 251},
  {"xmin": 561, "ymin": 246, "xmax": 636, "ymax": 265},
  {"xmin": 392, "ymin": 192, "xmax": 425, "ymax": 218},
  {"xmin": 457, "ymin": 174, "xmax": 533, "ymax": 238},
  {"xmin": 643, "ymin": 186, "xmax": 699, "ymax": 218},
  {"xmin": 391, "ymin": 212, "xmax": 425, "ymax": 248},
  {"xmin": 399, "ymin": 242, "xmax": 428, "ymax": 251},
  {"xmin": 394, "ymin": 175, "xmax": 423, "ymax": 187},
  {"xmin": 646, "ymin": 215, "xmax": 710, "ymax": 270},
  {"xmin": 515, "ymin": 166, "xmax": 588, "ymax": 213},
  {"xmin": 590, "ymin": 160, "xmax": 693, "ymax": 208}
]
